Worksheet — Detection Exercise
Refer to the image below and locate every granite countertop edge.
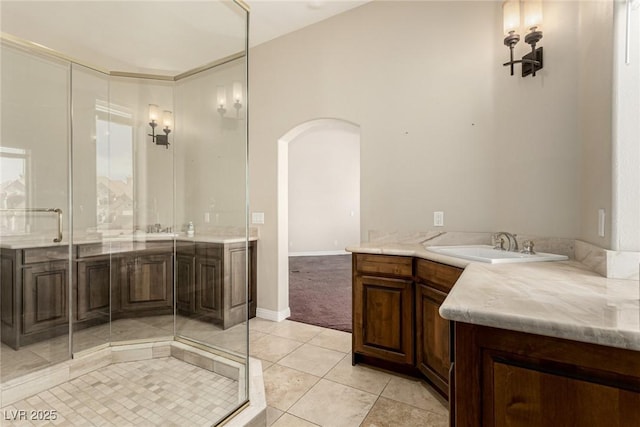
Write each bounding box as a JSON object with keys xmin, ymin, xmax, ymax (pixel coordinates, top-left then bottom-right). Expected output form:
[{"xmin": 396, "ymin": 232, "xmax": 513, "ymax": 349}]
[{"xmin": 0, "ymin": 235, "xmax": 258, "ymax": 249}]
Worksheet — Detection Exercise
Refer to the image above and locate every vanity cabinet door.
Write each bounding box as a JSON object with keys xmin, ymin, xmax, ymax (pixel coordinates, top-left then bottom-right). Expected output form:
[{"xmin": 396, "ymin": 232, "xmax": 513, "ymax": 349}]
[
  {"xmin": 416, "ymin": 282, "xmax": 450, "ymax": 397},
  {"xmin": 195, "ymin": 255, "xmax": 223, "ymax": 321},
  {"xmin": 176, "ymin": 254, "xmax": 196, "ymax": 313},
  {"xmin": 120, "ymin": 253, "xmax": 173, "ymax": 312},
  {"xmin": 76, "ymin": 258, "xmax": 111, "ymax": 321},
  {"xmin": 415, "ymin": 259, "xmax": 462, "ymax": 397},
  {"xmin": 23, "ymin": 261, "xmax": 69, "ymax": 335},
  {"xmin": 353, "ymin": 275, "xmax": 414, "ymax": 365},
  {"xmin": 454, "ymin": 323, "xmax": 640, "ymax": 427}
]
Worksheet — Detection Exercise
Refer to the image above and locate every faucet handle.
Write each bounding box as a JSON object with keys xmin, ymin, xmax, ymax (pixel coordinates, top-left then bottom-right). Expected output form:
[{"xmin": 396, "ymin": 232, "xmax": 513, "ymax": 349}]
[{"xmin": 521, "ymin": 240, "xmax": 535, "ymax": 254}]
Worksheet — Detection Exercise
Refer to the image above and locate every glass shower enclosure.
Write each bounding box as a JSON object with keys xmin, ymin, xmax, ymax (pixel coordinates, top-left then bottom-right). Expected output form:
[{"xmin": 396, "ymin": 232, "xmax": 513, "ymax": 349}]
[{"xmin": 0, "ymin": 1, "xmax": 250, "ymax": 425}]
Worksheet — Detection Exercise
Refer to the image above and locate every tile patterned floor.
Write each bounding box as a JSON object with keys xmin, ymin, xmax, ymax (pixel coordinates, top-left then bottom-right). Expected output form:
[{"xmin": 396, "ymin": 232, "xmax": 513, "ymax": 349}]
[
  {"xmin": 251, "ymin": 318, "xmax": 449, "ymax": 427},
  {"xmin": 1, "ymin": 315, "xmax": 249, "ymax": 382},
  {"xmin": 2, "ymin": 317, "xmax": 449, "ymax": 426},
  {"xmin": 1, "ymin": 357, "xmax": 238, "ymax": 427}
]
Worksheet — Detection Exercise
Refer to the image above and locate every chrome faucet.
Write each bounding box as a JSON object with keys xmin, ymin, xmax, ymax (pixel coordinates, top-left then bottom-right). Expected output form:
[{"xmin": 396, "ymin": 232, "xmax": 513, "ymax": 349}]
[{"xmin": 493, "ymin": 231, "xmax": 518, "ymax": 252}]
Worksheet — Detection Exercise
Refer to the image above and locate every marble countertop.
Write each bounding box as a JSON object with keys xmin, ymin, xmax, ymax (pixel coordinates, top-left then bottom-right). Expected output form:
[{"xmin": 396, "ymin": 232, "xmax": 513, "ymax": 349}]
[
  {"xmin": 347, "ymin": 243, "xmax": 640, "ymax": 352},
  {"xmin": 0, "ymin": 233, "xmax": 258, "ymax": 249}
]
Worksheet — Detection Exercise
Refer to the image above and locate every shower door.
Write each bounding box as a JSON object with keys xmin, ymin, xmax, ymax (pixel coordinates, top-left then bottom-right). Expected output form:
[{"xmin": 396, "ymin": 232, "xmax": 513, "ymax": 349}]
[{"xmin": 0, "ymin": 43, "xmax": 73, "ymax": 383}]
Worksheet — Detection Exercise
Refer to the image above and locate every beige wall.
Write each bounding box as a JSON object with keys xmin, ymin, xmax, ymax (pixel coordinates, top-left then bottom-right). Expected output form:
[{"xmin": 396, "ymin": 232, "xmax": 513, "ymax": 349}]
[
  {"xmin": 1, "ymin": 46, "xmax": 70, "ymax": 236},
  {"xmin": 249, "ymin": 1, "xmax": 604, "ymax": 315},
  {"xmin": 174, "ymin": 59, "xmax": 247, "ymax": 234},
  {"xmin": 578, "ymin": 0, "xmax": 613, "ymax": 248},
  {"xmin": 612, "ymin": 0, "xmax": 640, "ymax": 251},
  {"xmin": 108, "ymin": 76, "xmax": 174, "ymax": 232}
]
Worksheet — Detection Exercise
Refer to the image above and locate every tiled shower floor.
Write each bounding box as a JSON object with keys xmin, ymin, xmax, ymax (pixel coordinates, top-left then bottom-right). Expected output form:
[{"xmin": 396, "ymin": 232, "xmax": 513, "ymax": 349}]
[
  {"xmin": 1, "ymin": 315, "xmax": 247, "ymax": 383},
  {"xmin": 1, "ymin": 357, "xmax": 239, "ymax": 426}
]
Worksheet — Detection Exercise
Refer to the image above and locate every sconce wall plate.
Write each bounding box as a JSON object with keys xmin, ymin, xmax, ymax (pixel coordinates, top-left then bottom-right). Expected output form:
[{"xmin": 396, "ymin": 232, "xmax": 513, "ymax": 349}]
[{"xmin": 522, "ymin": 46, "xmax": 543, "ymax": 77}]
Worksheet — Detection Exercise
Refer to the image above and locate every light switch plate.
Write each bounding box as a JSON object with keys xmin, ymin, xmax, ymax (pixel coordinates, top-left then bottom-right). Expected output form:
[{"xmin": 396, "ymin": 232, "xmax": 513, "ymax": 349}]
[
  {"xmin": 434, "ymin": 211, "xmax": 444, "ymax": 227},
  {"xmin": 252, "ymin": 212, "xmax": 265, "ymax": 225}
]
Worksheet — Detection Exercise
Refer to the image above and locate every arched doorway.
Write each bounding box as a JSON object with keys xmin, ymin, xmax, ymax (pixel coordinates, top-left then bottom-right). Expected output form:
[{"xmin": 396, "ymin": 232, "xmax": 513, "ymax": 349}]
[{"xmin": 275, "ymin": 118, "xmax": 361, "ymax": 323}]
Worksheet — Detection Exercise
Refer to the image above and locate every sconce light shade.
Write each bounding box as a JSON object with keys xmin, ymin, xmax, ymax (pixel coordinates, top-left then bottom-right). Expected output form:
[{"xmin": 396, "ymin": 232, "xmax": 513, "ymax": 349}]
[
  {"xmin": 149, "ymin": 104, "xmax": 160, "ymax": 122},
  {"xmin": 233, "ymin": 82, "xmax": 243, "ymax": 109},
  {"xmin": 217, "ymin": 86, "xmax": 227, "ymax": 116},
  {"xmin": 502, "ymin": 0, "xmax": 543, "ymax": 78},
  {"xmin": 162, "ymin": 110, "xmax": 173, "ymax": 129},
  {"xmin": 503, "ymin": 0, "xmax": 520, "ymax": 35},
  {"xmin": 524, "ymin": 0, "xmax": 543, "ymax": 31}
]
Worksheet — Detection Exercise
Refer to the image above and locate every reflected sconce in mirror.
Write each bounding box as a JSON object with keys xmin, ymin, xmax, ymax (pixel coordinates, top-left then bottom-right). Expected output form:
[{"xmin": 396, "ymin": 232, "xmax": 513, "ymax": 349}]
[
  {"xmin": 217, "ymin": 83, "xmax": 244, "ymax": 117},
  {"xmin": 502, "ymin": 0, "xmax": 544, "ymax": 77},
  {"xmin": 148, "ymin": 104, "xmax": 172, "ymax": 148},
  {"xmin": 232, "ymin": 82, "xmax": 243, "ymax": 112},
  {"xmin": 217, "ymin": 86, "xmax": 227, "ymax": 116}
]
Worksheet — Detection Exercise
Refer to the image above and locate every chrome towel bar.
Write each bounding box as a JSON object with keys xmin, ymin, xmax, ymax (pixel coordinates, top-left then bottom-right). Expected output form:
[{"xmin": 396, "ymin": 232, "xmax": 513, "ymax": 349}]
[{"xmin": 0, "ymin": 208, "xmax": 63, "ymax": 242}]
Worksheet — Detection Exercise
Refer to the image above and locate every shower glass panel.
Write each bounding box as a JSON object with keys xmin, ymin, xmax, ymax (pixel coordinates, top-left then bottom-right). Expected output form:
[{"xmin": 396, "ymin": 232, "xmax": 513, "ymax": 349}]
[
  {"xmin": 175, "ymin": 56, "xmax": 249, "ymax": 363},
  {"xmin": 0, "ymin": 44, "xmax": 72, "ymax": 381},
  {"xmin": 1, "ymin": 1, "xmax": 249, "ymax": 424},
  {"xmin": 71, "ymin": 63, "xmax": 111, "ymax": 354}
]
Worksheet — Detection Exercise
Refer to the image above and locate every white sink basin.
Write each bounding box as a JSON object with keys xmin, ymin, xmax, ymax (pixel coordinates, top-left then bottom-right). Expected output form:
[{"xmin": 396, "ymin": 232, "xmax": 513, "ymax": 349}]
[{"xmin": 425, "ymin": 245, "xmax": 568, "ymax": 264}]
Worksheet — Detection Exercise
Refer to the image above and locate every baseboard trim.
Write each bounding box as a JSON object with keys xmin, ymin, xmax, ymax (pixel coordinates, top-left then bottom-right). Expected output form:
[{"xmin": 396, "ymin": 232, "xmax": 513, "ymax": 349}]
[
  {"xmin": 289, "ymin": 250, "xmax": 349, "ymax": 257},
  {"xmin": 256, "ymin": 307, "xmax": 291, "ymax": 322}
]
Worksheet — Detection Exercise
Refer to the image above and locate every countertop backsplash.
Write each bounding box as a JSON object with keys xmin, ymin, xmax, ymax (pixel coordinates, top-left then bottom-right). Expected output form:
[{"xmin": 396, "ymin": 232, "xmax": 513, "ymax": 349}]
[{"xmin": 367, "ymin": 230, "xmax": 639, "ymax": 280}]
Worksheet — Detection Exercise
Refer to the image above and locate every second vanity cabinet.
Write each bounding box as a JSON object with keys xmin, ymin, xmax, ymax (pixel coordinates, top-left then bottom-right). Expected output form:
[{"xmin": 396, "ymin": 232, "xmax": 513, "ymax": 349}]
[
  {"xmin": 1, "ymin": 238, "xmax": 257, "ymax": 349},
  {"xmin": 176, "ymin": 240, "xmax": 257, "ymax": 329},
  {"xmin": 352, "ymin": 253, "xmax": 462, "ymax": 397},
  {"xmin": 1, "ymin": 246, "xmax": 70, "ymax": 349}
]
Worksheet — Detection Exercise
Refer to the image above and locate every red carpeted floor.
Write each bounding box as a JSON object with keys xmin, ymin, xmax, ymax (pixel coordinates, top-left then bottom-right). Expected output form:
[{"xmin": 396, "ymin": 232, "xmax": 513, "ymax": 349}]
[{"xmin": 288, "ymin": 254, "xmax": 352, "ymax": 333}]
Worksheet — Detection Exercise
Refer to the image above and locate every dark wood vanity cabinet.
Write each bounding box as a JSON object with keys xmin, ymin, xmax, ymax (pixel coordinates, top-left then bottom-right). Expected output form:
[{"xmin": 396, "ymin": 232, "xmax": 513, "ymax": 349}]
[
  {"xmin": 176, "ymin": 249, "xmax": 196, "ymax": 313},
  {"xmin": 22, "ymin": 260, "xmax": 69, "ymax": 336},
  {"xmin": 353, "ymin": 254, "xmax": 414, "ymax": 365},
  {"xmin": 415, "ymin": 259, "xmax": 462, "ymax": 398},
  {"xmin": 76, "ymin": 257, "xmax": 112, "ymax": 322},
  {"xmin": 1, "ymin": 246, "xmax": 70, "ymax": 349},
  {"xmin": 453, "ymin": 323, "xmax": 640, "ymax": 427},
  {"xmin": 120, "ymin": 251, "xmax": 173, "ymax": 315},
  {"xmin": 177, "ymin": 240, "xmax": 257, "ymax": 329},
  {"xmin": 1, "ymin": 239, "xmax": 257, "ymax": 349},
  {"xmin": 352, "ymin": 254, "xmax": 462, "ymax": 398}
]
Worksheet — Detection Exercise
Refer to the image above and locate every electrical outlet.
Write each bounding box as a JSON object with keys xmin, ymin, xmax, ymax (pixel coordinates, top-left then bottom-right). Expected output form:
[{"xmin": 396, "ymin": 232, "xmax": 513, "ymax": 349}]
[
  {"xmin": 434, "ymin": 211, "xmax": 444, "ymax": 227},
  {"xmin": 204, "ymin": 212, "xmax": 210, "ymax": 223}
]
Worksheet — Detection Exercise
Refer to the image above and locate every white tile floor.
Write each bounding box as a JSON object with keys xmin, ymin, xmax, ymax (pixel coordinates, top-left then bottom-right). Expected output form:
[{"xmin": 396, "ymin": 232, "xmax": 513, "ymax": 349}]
[{"xmin": 250, "ymin": 318, "xmax": 449, "ymax": 427}]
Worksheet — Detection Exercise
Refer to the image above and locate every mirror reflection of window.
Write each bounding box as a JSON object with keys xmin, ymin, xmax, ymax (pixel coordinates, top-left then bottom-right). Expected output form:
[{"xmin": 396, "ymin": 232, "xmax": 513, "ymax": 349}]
[
  {"xmin": 95, "ymin": 101, "xmax": 134, "ymax": 233},
  {"xmin": 0, "ymin": 147, "xmax": 30, "ymax": 234}
]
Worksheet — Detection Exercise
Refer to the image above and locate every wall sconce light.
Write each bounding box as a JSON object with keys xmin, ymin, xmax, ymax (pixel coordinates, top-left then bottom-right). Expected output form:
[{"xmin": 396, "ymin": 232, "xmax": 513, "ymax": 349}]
[
  {"xmin": 232, "ymin": 82, "xmax": 243, "ymax": 112},
  {"xmin": 217, "ymin": 86, "xmax": 227, "ymax": 116},
  {"xmin": 148, "ymin": 104, "xmax": 172, "ymax": 148},
  {"xmin": 502, "ymin": 0, "xmax": 544, "ymax": 77}
]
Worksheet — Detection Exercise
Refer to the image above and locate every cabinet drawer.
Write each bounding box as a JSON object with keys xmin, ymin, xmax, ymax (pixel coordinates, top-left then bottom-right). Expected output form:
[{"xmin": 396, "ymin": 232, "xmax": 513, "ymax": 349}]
[
  {"xmin": 355, "ymin": 254, "xmax": 412, "ymax": 278},
  {"xmin": 416, "ymin": 259, "xmax": 462, "ymax": 292},
  {"xmin": 22, "ymin": 246, "xmax": 69, "ymax": 264}
]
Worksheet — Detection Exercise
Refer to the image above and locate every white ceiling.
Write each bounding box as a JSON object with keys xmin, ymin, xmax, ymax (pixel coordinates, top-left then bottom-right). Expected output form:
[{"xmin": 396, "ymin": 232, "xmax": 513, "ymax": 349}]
[
  {"xmin": 0, "ymin": 0, "xmax": 370, "ymax": 75},
  {"xmin": 248, "ymin": 1, "xmax": 370, "ymax": 48}
]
